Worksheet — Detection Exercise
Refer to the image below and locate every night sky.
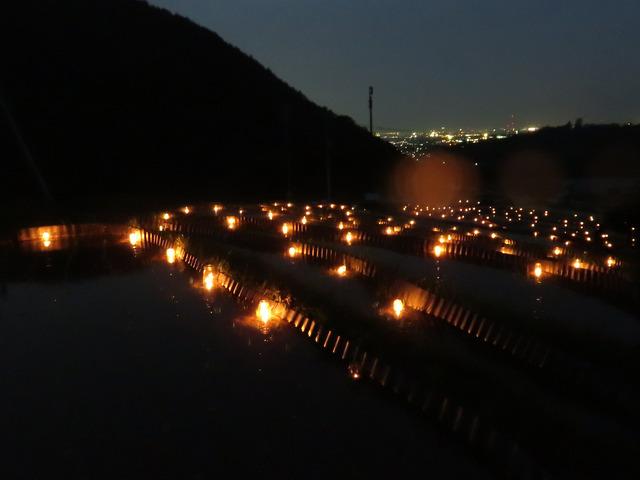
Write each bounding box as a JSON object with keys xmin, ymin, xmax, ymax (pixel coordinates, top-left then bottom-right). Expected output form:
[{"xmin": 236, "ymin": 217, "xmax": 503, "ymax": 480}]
[{"xmin": 150, "ymin": 0, "xmax": 640, "ymax": 131}]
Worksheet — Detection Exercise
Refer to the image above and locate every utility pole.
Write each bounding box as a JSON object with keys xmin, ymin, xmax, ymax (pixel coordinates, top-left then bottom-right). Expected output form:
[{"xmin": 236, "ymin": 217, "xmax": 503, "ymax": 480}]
[{"xmin": 368, "ymin": 86, "xmax": 373, "ymax": 134}]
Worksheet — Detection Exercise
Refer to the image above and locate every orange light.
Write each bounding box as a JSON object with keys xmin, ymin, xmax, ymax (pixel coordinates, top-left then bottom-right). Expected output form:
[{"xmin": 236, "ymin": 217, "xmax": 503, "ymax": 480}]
[
  {"xmin": 606, "ymin": 257, "xmax": 616, "ymax": 268},
  {"xmin": 345, "ymin": 232, "xmax": 354, "ymax": 245},
  {"xmin": 162, "ymin": 213, "xmax": 170, "ymax": 220},
  {"xmin": 203, "ymin": 265, "xmax": 216, "ymax": 291},
  {"xmin": 301, "ymin": 216, "xmax": 308, "ymax": 225},
  {"xmin": 256, "ymin": 300, "xmax": 272, "ymax": 324},
  {"xmin": 533, "ymin": 262, "xmax": 543, "ymax": 279},
  {"xmin": 573, "ymin": 259, "xmax": 582, "ymax": 269},
  {"xmin": 337, "ymin": 265, "xmax": 347, "ymax": 276},
  {"xmin": 392, "ymin": 299, "xmax": 404, "ymax": 318},
  {"xmin": 288, "ymin": 246, "xmax": 298, "ymax": 258},
  {"xmin": 281, "ymin": 223, "xmax": 290, "ymax": 236},
  {"xmin": 226, "ymin": 216, "xmax": 237, "ymax": 230},
  {"xmin": 338, "ymin": 222, "xmax": 344, "ymax": 230},
  {"xmin": 129, "ymin": 231, "xmax": 141, "ymax": 247},
  {"xmin": 166, "ymin": 248, "xmax": 176, "ymax": 264},
  {"xmin": 434, "ymin": 244, "xmax": 443, "ymax": 257},
  {"xmin": 41, "ymin": 231, "xmax": 51, "ymax": 248},
  {"xmin": 183, "ymin": 206, "xmax": 190, "ymax": 214}
]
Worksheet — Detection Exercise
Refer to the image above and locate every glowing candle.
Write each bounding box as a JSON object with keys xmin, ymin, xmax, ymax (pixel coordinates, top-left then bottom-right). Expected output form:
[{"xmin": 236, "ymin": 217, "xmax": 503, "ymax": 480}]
[
  {"xmin": 392, "ymin": 299, "xmax": 404, "ymax": 318},
  {"xmin": 257, "ymin": 300, "xmax": 272, "ymax": 324},
  {"xmin": 129, "ymin": 231, "xmax": 141, "ymax": 247},
  {"xmin": 533, "ymin": 262, "xmax": 542, "ymax": 279}
]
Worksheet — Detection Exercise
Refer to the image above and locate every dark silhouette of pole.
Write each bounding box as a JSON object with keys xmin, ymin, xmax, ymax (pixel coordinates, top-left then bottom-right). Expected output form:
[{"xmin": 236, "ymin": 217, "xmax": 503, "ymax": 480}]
[{"xmin": 368, "ymin": 86, "xmax": 373, "ymax": 134}]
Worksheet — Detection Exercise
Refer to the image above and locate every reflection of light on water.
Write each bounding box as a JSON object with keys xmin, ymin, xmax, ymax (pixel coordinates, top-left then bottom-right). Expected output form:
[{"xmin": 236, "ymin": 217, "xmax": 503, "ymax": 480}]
[
  {"xmin": 166, "ymin": 247, "xmax": 176, "ymax": 264},
  {"xmin": 393, "ymin": 298, "xmax": 404, "ymax": 318}
]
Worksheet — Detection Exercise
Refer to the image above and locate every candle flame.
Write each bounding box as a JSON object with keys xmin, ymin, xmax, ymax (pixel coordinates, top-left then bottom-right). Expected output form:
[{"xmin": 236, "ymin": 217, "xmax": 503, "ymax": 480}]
[{"xmin": 392, "ymin": 299, "xmax": 404, "ymax": 318}]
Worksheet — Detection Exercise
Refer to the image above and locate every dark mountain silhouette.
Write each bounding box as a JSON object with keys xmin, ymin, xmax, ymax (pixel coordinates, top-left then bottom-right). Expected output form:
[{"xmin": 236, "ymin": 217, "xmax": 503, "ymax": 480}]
[{"xmin": 0, "ymin": 0, "xmax": 399, "ymax": 218}]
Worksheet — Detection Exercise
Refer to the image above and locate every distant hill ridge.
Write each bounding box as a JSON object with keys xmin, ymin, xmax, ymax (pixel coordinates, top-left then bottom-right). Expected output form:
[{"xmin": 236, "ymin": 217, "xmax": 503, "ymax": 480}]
[{"xmin": 0, "ymin": 0, "xmax": 399, "ymax": 211}]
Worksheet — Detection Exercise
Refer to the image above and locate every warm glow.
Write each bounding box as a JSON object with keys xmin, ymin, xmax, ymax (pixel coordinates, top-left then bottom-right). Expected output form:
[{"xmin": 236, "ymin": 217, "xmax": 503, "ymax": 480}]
[
  {"xmin": 573, "ymin": 259, "xmax": 582, "ymax": 269},
  {"xmin": 183, "ymin": 206, "xmax": 190, "ymax": 214},
  {"xmin": 553, "ymin": 247, "xmax": 562, "ymax": 256},
  {"xmin": 533, "ymin": 262, "xmax": 543, "ymax": 279},
  {"xmin": 256, "ymin": 300, "xmax": 272, "ymax": 324},
  {"xmin": 162, "ymin": 213, "xmax": 170, "ymax": 220},
  {"xmin": 166, "ymin": 248, "xmax": 176, "ymax": 264},
  {"xmin": 338, "ymin": 222, "xmax": 344, "ymax": 230},
  {"xmin": 288, "ymin": 246, "xmax": 298, "ymax": 258},
  {"xmin": 392, "ymin": 299, "xmax": 404, "ymax": 318},
  {"xmin": 606, "ymin": 257, "xmax": 616, "ymax": 268},
  {"xmin": 213, "ymin": 204, "xmax": 222, "ymax": 214},
  {"xmin": 129, "ymin": 231, "xmax": 141, "ymax": 247},
  {"xmin": 204, "ymin": 272, "xmax": 215, "ymax": 290},
  {"xmin": 434, "ymin": 244, "xmax": 443, "ymax": 257},
  {"xmin": 268, "ymin": 211, "xmax": 274, "ymax": 220},
  {"xmin": 301, "ymin": 216, "xmax": 308, "ymax": 225},
  {"xmin": 345, "ymin": 231, "xmax": 354, "ymax": 245},
  {"xmin": 385, "ymin": 226, "xmax": 394, "ymax": 235},
  {"xmin": 41, "ymin": 231, "xmax": 51, "ymax": 248},
  {"xmin": 337, "ymin": 264, "xmax": 347, "ymax": 276},
  {"xmin": 226, "ymin": 216, "xmax": 237, "ymax": 230},
  {"xmin": 281, "ymin": 223, "xmax": 290, "ymax": 236},
  {"xmin": 202, "ymin": 265, "xmax": 216, "ymax": 291}
]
